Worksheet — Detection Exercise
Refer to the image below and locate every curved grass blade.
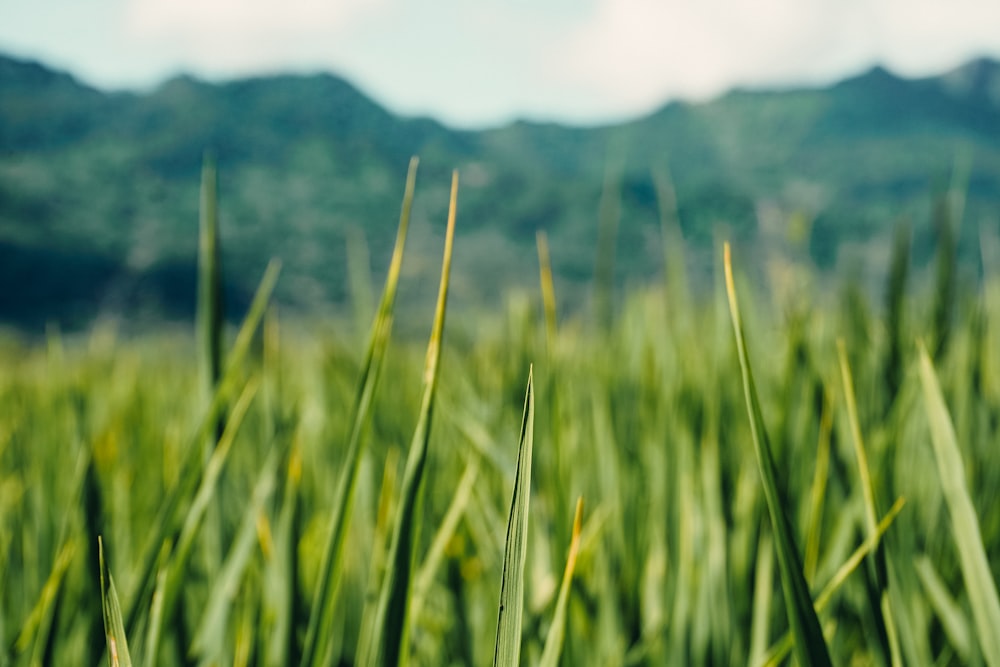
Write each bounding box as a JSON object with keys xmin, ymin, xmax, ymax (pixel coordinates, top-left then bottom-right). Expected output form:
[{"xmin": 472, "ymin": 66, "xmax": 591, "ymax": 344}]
[
  {"xmin": 914, "ymin": 555, "xmax": 972, "ymax": 662},
  {"xmin": 99, "ymin": 536, "xmax": 134, "ymax": 667},
  {"xmin": 15, "ymin": 539, "xmax": 75, "ymax": 659},
  {"xmin": 409, "ymin": 457, "xmax": 480, "ymax": 621},
  {"xmin": 123, "ymin": 259, "xmax": 280, "ymax": 638},
  {"xmin": 538, "ymin": 497, "xmax": 584, "ymax": 667},
  {"xmin": 189, "ymin": 440, "xmax": 287, "ymax": 659},
  {"xmin": 759, "ymin": 497, "xmax": 906, "ymax": 667},
  {"xmin": 361, "ymin": 169, "xmax": 458, "ymax": 667},
  {"xmin": 300, "ymin": 156, "xmax": 420, "ymax": 667},
  {"xmin": 141, "ymin": 379, "xmax": 260, "ymax": 664},
  {"xmin": 918, "ymin": 341, "xmax": 1000, "ymax": 667},
  {"xmin": 837, "ymin": 340, "xmax": 901, "ymax": 665},
  {"xmin": 493, "ymin": 366, "xmax": 535, "ymax": 667},
  {"xmin": 723, "ymin": 243, "xmax": 832, "ymax": 667}
]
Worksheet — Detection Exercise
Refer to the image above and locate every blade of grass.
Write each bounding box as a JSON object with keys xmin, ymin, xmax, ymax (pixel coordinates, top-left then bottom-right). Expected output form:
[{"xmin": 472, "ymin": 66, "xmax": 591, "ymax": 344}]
[
  {"xmin": 141, "ymin": 378, "xmax": 260, "ymax": 664},
  {"xmin": 538, "ymin": 497, "xmax": 584, "ymax": 667},
  {"xmin": 123, "ymin": 259, "xmax": 280, "ymax": 638},
  {"xmin": 410, "ymin": 457, "xmax": 480, "ymax": 621},
  {"xmin": 361, "ymin": 169, "xmax": 458, "ymax": 667},
  {"xmin": 804, "ymin": 390, "xmax": 834, "ymax": 583},
  {"xmin": 918, "ymin": 341, "xmax": 1000, "ymax": 667},
  {"xmin": 724, "ymin": 243, "xmax": 832, "ymax": 667},
  {"xmin": 493, "ymin": 365, "xmax": 535, "ymax": 667},
  {"xmin": 749, "ymin": 528, "xmax": 775, "ymax": 666},
  {"xmin": 299, "ymin": 156, "xmax": 419, "ymax": 667},
  {"xmin": 759, "ymin": 496, "xmax": 907, "ymax": 667},
  {"xmin": 15, "ymin": 539, "xmax": 75, "ymax": 657},
  {"xmin": 99, "ymin": 536, "xmax": 134, "ymax": 667},
  {"xmin": 914, "ymin": 555, "xmax": 972, "ymax": 663},
  {"xmin": 189, "ymin": 440, "xmax": 287, "ymax": 659},
  {"xmin": 837, "ymin": 339, "xmax": 901, "ymax": 665}
]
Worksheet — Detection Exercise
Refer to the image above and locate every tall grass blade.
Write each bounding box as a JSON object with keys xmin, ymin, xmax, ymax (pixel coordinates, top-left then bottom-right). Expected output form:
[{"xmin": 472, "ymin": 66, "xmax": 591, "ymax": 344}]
[
  {"xmin": 914, "ymin": 555, "xmax": 972, "ymax": 662},
  {"xmin": 123, "ymin": 259, "xmax": 280, "ymax": 638},
  {"xmin": 99, "ymin": 536, "xmax": 133, "ymax": 667},
  {"xmin": 538, "ymin": 497, "xmax": 584, "ymax": 667},
  {"xmin": 410, "ymin": 457, "xmax": 480, "ymax": 621},
  {"xmin": 723, "ymin": 243, "xmax": 832, "ymax": 667},
  {"xmin": 189, "ymin": 441, "xmax": 287, "ymax": 659},
  {"xmin": 300, "ymin": 156, "xmax": 419, "ymax": 667},
  {"xmin": 493, "ymin": 366, "xmax": 535, "ymax": 667},
  {"xmin": 362, "ymin": 169, "xmax": 458, "ymax": 667},
  {"xmin": 15, "ymin": 539, "xmax": 75, "ymax": 659},
  {"xmin": 837, "ymin": 339, "xmax": 901, "ymax": 665},
  {"xmin": 760, "ymin": 497, "xmax": 906, "ymax": 667},
  {"xmin": 141, "ymin": 379, "xmax": 260, "ymax": 664},
  {"xmin": 918, "ymin": 342, "xmax": 1000, "ymax": 666}
]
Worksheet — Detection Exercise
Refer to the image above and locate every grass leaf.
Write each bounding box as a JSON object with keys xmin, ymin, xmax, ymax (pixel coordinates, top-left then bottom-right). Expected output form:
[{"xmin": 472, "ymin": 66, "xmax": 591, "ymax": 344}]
[
  {"xmin": 493, "ymin": 365, "xmax": 535, "ymax": 667},
  {"xmin": 99, "ymin": 536, "xmax": 134, "ymax": 667},
  {"xmin": 724, "ymin": 243, "xmax": 832, "ymax": 667},
  {"xmin": 538, "ymin": 497, "xmax": 584, "ymax": 667},
  {"xmin": 918, "ymin": 341, "xmax": 1000, "ymax": 666},
  {"xmin": 299, "ymin": 156, "xmax": 419, "ymax": 667},
  {"xmin": 361, "ymin": 169, "xmax": 459, "ymax": 667}
]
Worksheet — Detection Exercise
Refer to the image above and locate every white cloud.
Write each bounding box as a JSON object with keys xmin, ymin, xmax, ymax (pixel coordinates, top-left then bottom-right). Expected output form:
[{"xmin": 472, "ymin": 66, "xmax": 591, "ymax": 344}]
[
  {"xmin": 123, "ymin": 0, "xmax": 388, "ymax": 72},
  {"xmin": 550, "ymin": 0, "xmax": 1000, "ymax": 118}
]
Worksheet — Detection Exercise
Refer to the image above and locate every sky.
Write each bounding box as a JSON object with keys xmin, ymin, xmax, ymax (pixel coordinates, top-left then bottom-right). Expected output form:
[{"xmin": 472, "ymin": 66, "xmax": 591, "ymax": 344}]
[{"xmin": 3, "ymin": 0, "xmax": 1000, "ymax": 128}]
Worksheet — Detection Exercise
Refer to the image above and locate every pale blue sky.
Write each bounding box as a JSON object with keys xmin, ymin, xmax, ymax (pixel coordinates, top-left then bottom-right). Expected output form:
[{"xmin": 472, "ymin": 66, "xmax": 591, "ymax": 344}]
[{"xmin": 3, "ymin": 0, "xmax": 1000, "ymax": 128}]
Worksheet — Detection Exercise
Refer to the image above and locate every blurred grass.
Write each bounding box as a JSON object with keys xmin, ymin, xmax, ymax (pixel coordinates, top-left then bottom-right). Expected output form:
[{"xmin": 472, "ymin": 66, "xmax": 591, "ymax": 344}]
[{"xmin": 1, "ymin": 167, "xmax": 999, "ymax": 667}]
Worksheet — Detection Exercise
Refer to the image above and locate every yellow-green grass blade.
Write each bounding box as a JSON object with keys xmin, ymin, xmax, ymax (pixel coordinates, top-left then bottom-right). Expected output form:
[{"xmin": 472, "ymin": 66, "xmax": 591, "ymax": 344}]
[
  {"xmin": 355, "ymin": 447, "xmax": 401, "ymax": 667},
  {"xmin": 189, "ymin": 439, "xmax": 287, "ymax": 659},
  {"xmin": 837, "ymin": 339, "xmax": 901, "ymax": 665},
  {"xmin": 141, "ymin": 378, "xmax": 259, "ymax": 664},
  {"xmin": 723, "ymin": 243, "xmax": 832, "ymax": 667},
  {"xmin": 410, "ymin": 457, "xmax": 480, "ymax": 621},
  {"xmin": 263, "ymin": 442, "xmax": 303, "ymax": 667},
  {"xmin": 914, "ymin": 555, "xmax": 972, "ymax": 662},
  {"xmin": 538, "ymin": 497, "xmax": 584, "ymax": 667},
  {"xmin": 123, "ymin": 260, "xmax": 280, "ymax": 637},
  {"xmin": 15, "ymin": 539, "xmax": 75, "ymax": 658},
  {"xmin": 759, "ymin": 497, "xmax": 906, "ymax": 667},
  {"xmin": 804, "ymin": 391, "xmax": 834, "ymax": 583},
  {"xmin": 918, "ymin": 342, "xmax": 1000, "ymax": 667},
  {"xmin": 99, "ymin": 536, "xmax": 133, "ymax": 667},
  {"xmin": 493, "ymin": 366, "xmax": 535, "ymax": 667},
  {"xmin": 300, "ymin": 156, "xmax": 419, "ymax": 667},
  {"xmin": 362, "ymin": 169, "xmax": 458, "ymax": 667},
  {"xmin": 749, "ymin": 529, "xmax": 775, "ymax": 666}
]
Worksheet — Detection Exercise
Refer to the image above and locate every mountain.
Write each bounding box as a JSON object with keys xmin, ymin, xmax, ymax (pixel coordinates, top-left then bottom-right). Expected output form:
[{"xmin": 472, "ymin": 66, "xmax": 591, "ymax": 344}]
[{"xmin": 1, "ymin": 53, "xmax": 999, "ymax": 331}]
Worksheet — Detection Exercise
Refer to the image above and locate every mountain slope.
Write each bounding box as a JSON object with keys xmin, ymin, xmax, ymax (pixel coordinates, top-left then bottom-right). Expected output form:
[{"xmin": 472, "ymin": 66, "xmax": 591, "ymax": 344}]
[{"xmin": 1, "ymin": 53, "xmax": 998, "ymax": 330}]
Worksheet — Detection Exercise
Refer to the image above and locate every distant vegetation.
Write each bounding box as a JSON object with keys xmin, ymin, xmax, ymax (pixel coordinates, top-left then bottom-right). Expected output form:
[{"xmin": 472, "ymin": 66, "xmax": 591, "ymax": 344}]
[
  {"xmin": 1, "ymin": 53, "xmax": 999, "ymax": 330},
  {"xmin": 3, "ymin": 156, "xmax": 1000, "ymax": 665}
]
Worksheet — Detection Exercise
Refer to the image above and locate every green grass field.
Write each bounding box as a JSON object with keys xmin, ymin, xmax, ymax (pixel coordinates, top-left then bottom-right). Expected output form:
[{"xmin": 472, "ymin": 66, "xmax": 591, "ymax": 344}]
[{"xmin": 2, "ymin": 159, "xmax": 1000, "ymax": 666}]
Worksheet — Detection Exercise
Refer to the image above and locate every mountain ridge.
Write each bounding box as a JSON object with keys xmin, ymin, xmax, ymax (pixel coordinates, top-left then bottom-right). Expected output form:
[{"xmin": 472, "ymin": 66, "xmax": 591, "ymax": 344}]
[{"xmin": 1, "ymin": 52, "xmax": 998, "ymax": 331}]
